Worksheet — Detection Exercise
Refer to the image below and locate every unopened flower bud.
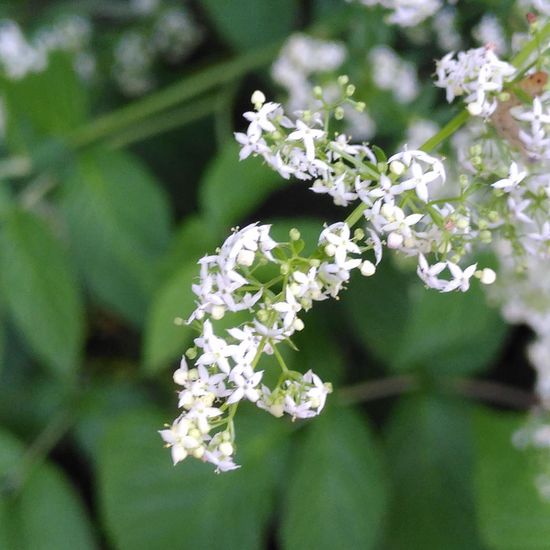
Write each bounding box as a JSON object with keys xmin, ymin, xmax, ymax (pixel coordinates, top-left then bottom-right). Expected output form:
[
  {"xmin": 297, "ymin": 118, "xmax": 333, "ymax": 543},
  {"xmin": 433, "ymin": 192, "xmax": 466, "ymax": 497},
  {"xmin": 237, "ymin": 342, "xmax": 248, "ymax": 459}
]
[
  {"xmin": 478, "ymin": 268, "xmax": 497, "ymax": 285},
  {"xmin": 237, "ymin": 249, "xmax": 255, "ymax": 267},
  {"xmin": 387, "ymin": 232, "xmax": 404, "ymax": 249},
  {"xmin": 360, "ymin": 260, "xmax": 376, "ymax": 277},
  {"xmin": 192, "ymin": 446, "xmax": 205, "ymax": 459},
  {"xmin": 456, "ymin": 217, "xmax": 469, "ymax": 230},
  {"xmin": 355, "ymin": 101, "xmax": 366, "ymax": 112},
  {"xmin": 257, "ymin": 309, "xmax": 269, "ymax": 323},
  {"xmin": 313, "ymin": 85, "xmax": 323, "ymax": 98},
  {"xmin": 338, "ymin": 75, "xmax": 349, "ymax": 86},
  {"xmin": 186, "ymin": 347, "xmax": 198, "ymax": 360},
  {"xmin": 289, "ymin": 228, "xmax": 301, "ymax": 241},
  {"xmin": 293, "ymin": 318, "xmax": 305, "ymax": 331},
  {"xmin": 173, "ymin": 368, "xmax": 188, "ymax": 385},
  {"xmin": 251, "ymin": 90, "xmax": 266, "ymax": 108},
  {"xmin": 211, "ymin": 305, "xmax": 225, "ymax": 320},
  {"xmin": 479, "ymin": 230, "xmax": 492, "ymax": 243},
  {"xmin": 174, "ymin": 316, "xmax": 185, "ymax": 325},
  {"xmin": 488, "ymin": 211, "xmax": 499, "ymax": 223},
  {"xmin": 219, "ymin": 442, "xmax": 234, "ymax": 456},
  {"xmin": 390, "ymin": 160, "xmax": 405, "ymax": 176},
  {"xmin": 325, "ymin": 243, "xmax": 336, "ymax": 257},
  {"xmin": 353, "ymin": 228, "xmax": 365, "ymax": 240},
  {"xmin": 335, "ymin": 106, "xmax": 345, "ymax": 120},
  {"xmin": 467, "ymin": 102, "xmax": 483, "ymax": 116},
  {"xmin": 280, "ymin": 263, "xmax": 290, "ymax": 275},
  {"xmin": 346, "ymin": 84, "xmax": 355, "ymax": 96}
]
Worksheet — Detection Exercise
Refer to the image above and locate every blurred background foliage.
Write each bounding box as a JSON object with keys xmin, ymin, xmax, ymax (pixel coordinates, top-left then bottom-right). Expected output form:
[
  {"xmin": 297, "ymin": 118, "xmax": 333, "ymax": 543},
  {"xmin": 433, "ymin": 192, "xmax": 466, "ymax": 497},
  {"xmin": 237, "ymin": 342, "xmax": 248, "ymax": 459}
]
[{"xmin": 0, "ymin": 0, "xmax": 546, "ymax": 549}]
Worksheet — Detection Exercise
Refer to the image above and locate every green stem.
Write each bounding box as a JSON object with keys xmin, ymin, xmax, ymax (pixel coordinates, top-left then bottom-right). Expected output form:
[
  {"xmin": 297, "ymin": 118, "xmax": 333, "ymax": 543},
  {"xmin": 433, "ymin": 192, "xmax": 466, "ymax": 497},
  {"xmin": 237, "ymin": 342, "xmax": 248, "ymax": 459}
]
[
  {"xmin": 511, "ymin": 19, "xmax": 550, "ymax": 69},
  {"xmin": 71, "ymin": 44, "xmax": 280, "ymax": 149},
  {"xmin": 108, "ymin": 95, "xmax": 218, "ymax": 149},
  {"xmin": 272, "ymin": 344, "xmax": 290, "ymax": 372},
  {"xmin": 419, "ymin": 109, "xmax": 469, "ymax": 154}
]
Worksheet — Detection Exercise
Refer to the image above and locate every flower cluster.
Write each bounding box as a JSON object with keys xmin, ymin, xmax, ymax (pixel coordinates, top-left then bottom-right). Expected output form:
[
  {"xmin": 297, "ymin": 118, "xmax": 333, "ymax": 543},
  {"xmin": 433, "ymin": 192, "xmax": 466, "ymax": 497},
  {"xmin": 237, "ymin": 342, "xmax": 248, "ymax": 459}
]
[
  {"xmin": 161, "ymin": 220, "xmax": 380, "ymax": 471},
  {"xmin": 235, "ymin": 84, "xmax": 496, "ymax": 294},
  {"xmin": 434, "ymin": 46, "xmax": 516, "ymax": 117},
  {"xmin": 272, "ymin": 34, "xmax": 376, "ymax": 140},
  {"xmin": 0, "ymin": 16, "xmax": 92, "ymax": 80},
  {"xmin": 350, "ymin": 0, "xmax": 443, "ymax": 27}
]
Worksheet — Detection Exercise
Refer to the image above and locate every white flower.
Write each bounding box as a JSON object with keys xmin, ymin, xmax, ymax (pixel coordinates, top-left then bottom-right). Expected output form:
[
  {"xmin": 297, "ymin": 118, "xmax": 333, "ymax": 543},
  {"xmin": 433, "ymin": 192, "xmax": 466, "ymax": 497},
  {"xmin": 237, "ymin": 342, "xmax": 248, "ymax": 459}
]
[
  {"xmin": 417, "ymin": 254, "xmax": 447, "ymax": 290},
  {"xmin": 287, "ymin": 120, "xmax": 326, "ymax": 161},
  {"xmin": 243, "ymin": 101, "xmax": 280, "ymax": 142},
  {"xmin": 443, "ymin": 262, "xmax": 478, "ymax": 292},
  {"xmin": 319, "ymin": 222, "xmax": 360, "ymax": 267},
  {"xmin": 226, "ymin": 365, "xmax": 263, "ymax": 404},
  {"xmin": 492, "ymin": 162, "xmax": 527, "ymax": 192},
  {"xmin": 273, "ymin": 287, "xmax": 303, "ymax": 328}
]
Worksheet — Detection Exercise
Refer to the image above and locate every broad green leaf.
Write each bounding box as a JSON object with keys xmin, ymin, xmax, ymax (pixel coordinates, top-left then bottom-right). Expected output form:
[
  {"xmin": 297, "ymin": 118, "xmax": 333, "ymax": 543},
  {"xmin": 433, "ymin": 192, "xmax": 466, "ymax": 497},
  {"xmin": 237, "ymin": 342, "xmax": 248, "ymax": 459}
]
[
  {"xmin": 159, "ymin": 215, "xmax": 218, "ymax": 280},
  {"xmin": 0, "ymin": 429, "xmax": 96, "ymax": 550},
  {"xmin": 200, "ymin": 0, "xmax": 298, "ymax": 51},
  {"xmin": 61, "ymin": 148, "xmax": 171, "ymax": 325},
  {"xmin": 383, "ymin": 396, "xmax": 482, "ymax": 549},
  {"xmin": 143, "ymin": 262, "xmax": 198, "ymax": 374},
  {"xmin": 74, "ymin": 371, "xmax": 151, "ymax": 461},
  {"xmin": 0, "ymin": 209, "xmax": 84, "ymax": 378},
  {"xmin": 2, "ymin": 52, "xmax": 88, "ymax": 151},
  {"xmin": 474, "ymin": 408, "xmax": 550, "ymax": 549},
  {"xmin": 393, "ymin": 283, "xmax": 508, "ymax": 374},
  {"xmin": 343, "ymin": 258, "xmax": 506, "ymax": 374},
  {"xmin": 98, "ymin": 407, "xmax": 290, "ymax": 550},
  {"xmin": 199, "ymin": 141, "xmax": 282, "ymax": 233},
  {"xmin": 280, "ymin": 407, "xmax": 387, "ymax": 550},
  {"xmin": 342, "ymin": 258, "xmax": 412, "ymax": 367}
]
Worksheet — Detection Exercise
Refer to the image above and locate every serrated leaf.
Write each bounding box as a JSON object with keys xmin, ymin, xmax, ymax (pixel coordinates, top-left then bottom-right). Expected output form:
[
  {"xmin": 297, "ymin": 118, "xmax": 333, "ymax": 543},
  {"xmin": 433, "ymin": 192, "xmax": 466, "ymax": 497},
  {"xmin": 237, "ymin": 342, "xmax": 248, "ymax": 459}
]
[
  {"xmin": 383, "ymin": 395, "xmax": 482, "ymax": 549},
  {"xmin": 61, "ymin": 148, "xmax": 171, "ymax": 325},
  {"xmin": 199, "ymin": 141, "xmax": 282, "ymax": 233},
  {"xmin": 280, "ymin": 407, "xmax": 387, "ymax": 550},
  {"xmin": 0, "ymin": 209, "xmax": 84, "ymax": 378},
  {"xmin": 200, "ymin": 0, "xmax": 298, "ymax": 50},
  {"xmin": 474, "ymin": 408, "xmax": 550, "ymax": 549},
  {"xmin": 0, "ymin": 429, "xmax": 96, "ymax": 550},
  {"xmin": 98, "ymin": 407, "xmax": 290, "ymax": 550}
]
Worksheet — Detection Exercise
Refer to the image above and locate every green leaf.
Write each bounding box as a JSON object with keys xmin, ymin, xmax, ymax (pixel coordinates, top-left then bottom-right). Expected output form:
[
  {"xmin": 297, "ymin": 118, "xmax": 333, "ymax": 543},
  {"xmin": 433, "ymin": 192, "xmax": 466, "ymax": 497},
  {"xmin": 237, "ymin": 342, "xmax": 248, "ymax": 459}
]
[
  {"xmin": 0, "ymin": 209, "xmax": 84, "ymax": 378},
  {"xmin": 342, "ymin": 258, "xmax": 412, "ymax": 367},
  {"xmin": 392, "ymin": 283, "xmax": 508, "ymax": 374},
  {"xmin": 142, "ymin": 262, "xmax": 198, "ymax": 374},
  {"xmin": 280, "ymin": 407, "xmax": 387, "ymax": 550},
  {"xmin": 474, "ymin": 408, "xmax": 550, "ymax": 549},
  {"xmin": 343, "ymin": 259, "xmax": 506, "ymax": 374},
  {"xmin": 199, "ymin": 141, "xmax": 283, "ymax": 233},
  {"xmin": 98, "ymin": 407, "xmax": 290, "ymax": 550},
  {"xmin": 159, "ymin": 216, "xmax": 218, "ymax": 280},
  {"xmin": 200, "ymin": 0, "xmax": 298, "ymax": 50},
  {"xmin": 383, "ymin": 395, "xmax": 482, "ymax": 549},
  {"xmin": 0, "ymin": 429, "xmax": 96, "ymax": 550},
  {"xmin": 2, "ymin": 52, "xmax": 88, "ymax": 151},
  {"xmin": 61, "ymin": 148, "xmax": 171, "ymax": 325}
]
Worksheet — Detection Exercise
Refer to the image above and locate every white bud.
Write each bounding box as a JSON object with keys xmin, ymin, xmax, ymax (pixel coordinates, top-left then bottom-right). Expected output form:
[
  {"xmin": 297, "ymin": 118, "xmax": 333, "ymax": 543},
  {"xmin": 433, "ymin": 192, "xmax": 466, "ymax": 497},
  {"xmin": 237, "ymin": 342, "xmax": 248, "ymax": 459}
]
[
  {"xmin": 219, "ymin": 442, "xmax": 234, "ymax": 456},
  {"xmin": 456, "ymin": 217, "xmax": 469, "ymax": 230},
  {"xmin": 192, "ymin": 446, "xmax": 205, "ymax": 459},
  {"xmin": 479, "ymin": 268, "xmax": 497, "ymax": 285},
  {"xmin": 211, "ymin": 305, "xmax": 225, "ymax": 320},
  {"xmin": 389, "ymin": 160, "xmax": 405, "ymax": 176},
  {"xmin": 360, "ymin": 260, "xmax": 376, "ymax": 277},
  {"xmin": 171, "ymin": 445, "xmax": 188, "ymax": 465},
  {"xmin": 387, "ymin": 232, "xmax": 404, "ymax": 249},
  {"xmin": 269, "ymin": 403, "xmax": 285, "ymax": 417},
  {"xmin": 173, "ymin": 368, "xmax": 188, "ymax": 385},
  {"xmin": 293, "ymin": 318, "xmax": 305, "ymax": 331},
  {"xmin": 380, "ymin": 203, "xmax": 395, "ymax": 221},
  {"xmin": 325, "ymin": 243, "xmax": 336, "ymax": 257},
  {"xmin": 237, "ymin": 249, "xmax": 255, "ymax": 267},
  {"xmin": 467, "ymin": 102, "xmax": 483, "ymax": 116},
  {"xmin": 251, "ymin": 90, "xmax": 266, "ymax": 107}
]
